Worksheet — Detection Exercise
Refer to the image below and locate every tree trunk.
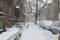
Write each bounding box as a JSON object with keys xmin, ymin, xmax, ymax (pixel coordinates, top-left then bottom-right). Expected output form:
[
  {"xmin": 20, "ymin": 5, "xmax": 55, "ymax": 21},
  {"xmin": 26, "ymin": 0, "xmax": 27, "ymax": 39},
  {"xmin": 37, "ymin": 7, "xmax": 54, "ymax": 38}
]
[
  {"xmin": 35, "ymin": 0, "xmax": 38, "ymax": 24},
  {"xmin": 35, "ymin": 13, "xmax": 38, "ymax": 24}
]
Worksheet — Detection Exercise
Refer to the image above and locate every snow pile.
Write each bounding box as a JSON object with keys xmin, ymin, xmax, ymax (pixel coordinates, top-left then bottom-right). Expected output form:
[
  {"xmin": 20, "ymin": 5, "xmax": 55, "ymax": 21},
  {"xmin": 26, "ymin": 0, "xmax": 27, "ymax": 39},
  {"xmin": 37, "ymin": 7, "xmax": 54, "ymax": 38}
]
[
  {"xmin": 0, "ymin": 26, "xmax": 20, "ymax": 40},
  {"xmin": 40, "ymin": 20, "xmax": 53, "ymax": 26},
  {"xmin": 24, "ymin": 22, "xmax": 35, "ymax": 29},
  {"xmin": 20, "ymin": 23, "xmax": 58, "ymax": 40},
  {"xmin": 39, "ymin": 20, "xmax": 53, "ymax": 29},
  {"xmin": 51, "ymin": 21, "xmax": 60, "ymax": 29}
]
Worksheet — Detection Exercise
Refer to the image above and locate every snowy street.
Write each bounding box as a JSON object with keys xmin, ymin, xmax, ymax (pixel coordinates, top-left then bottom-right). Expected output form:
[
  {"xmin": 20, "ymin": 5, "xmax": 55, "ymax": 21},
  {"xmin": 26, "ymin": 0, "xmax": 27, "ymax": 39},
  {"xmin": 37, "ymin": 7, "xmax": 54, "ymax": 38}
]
[
  {"xmin": 1, "ymin": 0, "xmax": 60, "ymax": 40},
  {"xmin": 0, "ymin": 26, "xmax": 20, "ymax": 40},
  {"xmin": 20, "ymin": 22, "xmax": 59, "ymax": 40},
  {"xmin": 0, "ymin": 21, "xmax": 59, "ymax": 40}
]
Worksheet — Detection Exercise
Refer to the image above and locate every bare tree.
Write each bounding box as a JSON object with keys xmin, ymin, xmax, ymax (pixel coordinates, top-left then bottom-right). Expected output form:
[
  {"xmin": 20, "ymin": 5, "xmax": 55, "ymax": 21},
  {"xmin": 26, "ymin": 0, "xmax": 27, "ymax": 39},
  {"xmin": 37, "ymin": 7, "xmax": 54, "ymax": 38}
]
[
  {"xmin": 27, "ymin": 0, "xmax": 53, "ymax": 24},
  {"xmin": 35, "ymin": 0, "xmax": 53, "ymax": 24},
  {"xmin": 35, "ymin": 0, "xmax": 38, "ymax": 24}
]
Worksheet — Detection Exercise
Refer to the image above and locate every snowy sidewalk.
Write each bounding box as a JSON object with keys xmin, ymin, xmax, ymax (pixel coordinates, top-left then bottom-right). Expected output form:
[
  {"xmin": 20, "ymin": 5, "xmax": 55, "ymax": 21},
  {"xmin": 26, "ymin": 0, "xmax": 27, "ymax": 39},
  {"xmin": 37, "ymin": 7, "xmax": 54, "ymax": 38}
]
[
  {"xmin": 20, "ymin": 23, "xmax": 59, "ymax": 40},
  {"xmin": 0, "ymin": 27, "xmax": 20, "ymax": 40}
]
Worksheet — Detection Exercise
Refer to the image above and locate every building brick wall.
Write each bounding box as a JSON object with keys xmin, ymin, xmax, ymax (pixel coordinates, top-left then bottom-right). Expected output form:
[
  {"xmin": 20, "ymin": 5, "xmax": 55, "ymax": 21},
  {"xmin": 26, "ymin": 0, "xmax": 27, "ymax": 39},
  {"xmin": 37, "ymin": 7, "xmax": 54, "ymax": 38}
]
[
  {"xmin": 0, "ymin": 0, "xmax": 26, "ymax": 32},
  {"xmin": 2, "ymin": 0, "xmax": 16, "ymax": 31}
]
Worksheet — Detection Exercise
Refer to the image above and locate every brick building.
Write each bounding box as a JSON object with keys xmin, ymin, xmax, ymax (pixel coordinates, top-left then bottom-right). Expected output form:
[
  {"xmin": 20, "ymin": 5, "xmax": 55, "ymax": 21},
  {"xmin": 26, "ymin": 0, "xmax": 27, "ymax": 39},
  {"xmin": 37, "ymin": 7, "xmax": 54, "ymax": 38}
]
[
  {"xmin": 0, "ymin": 0, "xmax": 25, "ymax": 32},
  {"xmin": 2, "ymin": 0, "xmax": 16, "ymax": 31}
]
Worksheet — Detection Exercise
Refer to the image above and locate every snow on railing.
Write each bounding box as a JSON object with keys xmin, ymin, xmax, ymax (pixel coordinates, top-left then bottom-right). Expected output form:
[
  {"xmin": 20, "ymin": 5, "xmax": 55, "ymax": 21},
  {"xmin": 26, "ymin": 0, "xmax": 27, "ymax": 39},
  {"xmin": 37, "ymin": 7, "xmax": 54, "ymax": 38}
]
[{"xmin": 8, "ymin": 31, "xmax": 21, "ymax": 40}]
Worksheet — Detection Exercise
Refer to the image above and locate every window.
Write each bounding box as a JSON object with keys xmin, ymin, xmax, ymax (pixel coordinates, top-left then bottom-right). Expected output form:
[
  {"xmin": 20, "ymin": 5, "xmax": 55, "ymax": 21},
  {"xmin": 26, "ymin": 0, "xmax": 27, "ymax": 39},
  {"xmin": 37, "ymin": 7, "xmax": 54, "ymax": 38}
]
[
  {"xmin": 0, "ymin": 20, "xmax": 3, "ymax": 31},
  {"xmin": 14, "ymin": 9, "xmax": 16, "ymax": 16},
  {"xmin": 0, "ymin": 0, "xmax": 2, "ymax": 12},
  {"xmin": 0, "ymin": 7, "xmax": 2, "ymax": 12},
  {"xmin": 5, "ymin": 4, "xmax": 10, "ymax": 14},
  {"xmin": 0, "ymin": 0, "xmax": 2, "ymax": 7},
  {"xmin": 12, "ymin": 8, "xmax": 16, "ymax": 16}
]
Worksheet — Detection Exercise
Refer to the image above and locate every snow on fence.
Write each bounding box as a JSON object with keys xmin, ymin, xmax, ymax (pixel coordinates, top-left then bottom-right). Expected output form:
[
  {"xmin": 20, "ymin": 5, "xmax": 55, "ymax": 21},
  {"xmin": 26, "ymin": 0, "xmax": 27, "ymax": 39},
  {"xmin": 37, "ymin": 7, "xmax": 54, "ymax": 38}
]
[
  {"xmin": 8, "ymin": 31, "xmax": 21, "ymax": 40},
  {"xmin": 0, "ymin": 27, "xmax": 22, "ymax": 40}
]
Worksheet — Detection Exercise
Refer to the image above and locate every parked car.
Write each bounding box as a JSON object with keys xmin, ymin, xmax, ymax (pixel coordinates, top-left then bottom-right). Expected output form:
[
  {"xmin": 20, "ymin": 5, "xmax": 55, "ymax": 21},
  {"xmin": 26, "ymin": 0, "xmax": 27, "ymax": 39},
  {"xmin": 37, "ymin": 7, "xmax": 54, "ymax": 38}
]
[
  {"xmin": 39, "ymin": 20, "xmax": 53, "ymax": 29},
  {"xmin": 38, "ymin": 20, "xmax": 60, "ymax": 34},
  {"xmin": 50, "ymin": 21, "xmax": 60, "ymax": 34}
]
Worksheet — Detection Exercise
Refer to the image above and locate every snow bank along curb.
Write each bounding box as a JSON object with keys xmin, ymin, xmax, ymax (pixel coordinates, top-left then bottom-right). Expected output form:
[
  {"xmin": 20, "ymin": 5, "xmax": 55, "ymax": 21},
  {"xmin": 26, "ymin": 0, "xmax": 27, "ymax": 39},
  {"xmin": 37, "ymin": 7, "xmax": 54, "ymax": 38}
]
[{"xmin": 0, "ymin": 27, "xmax": 20, "ymax": 40}]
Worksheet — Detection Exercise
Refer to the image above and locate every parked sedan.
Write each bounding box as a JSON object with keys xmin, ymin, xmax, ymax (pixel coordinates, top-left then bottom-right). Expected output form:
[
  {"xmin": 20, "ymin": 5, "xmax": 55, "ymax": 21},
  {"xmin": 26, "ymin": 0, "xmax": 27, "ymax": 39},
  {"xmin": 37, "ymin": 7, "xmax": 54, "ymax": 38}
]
[
  {"xmin": 50, "ymin": 21, "xmax": 60, "ymax": 34},
  {"xmin": 39, "ymin": 20, "xmax": 60, "ymax": 34}
]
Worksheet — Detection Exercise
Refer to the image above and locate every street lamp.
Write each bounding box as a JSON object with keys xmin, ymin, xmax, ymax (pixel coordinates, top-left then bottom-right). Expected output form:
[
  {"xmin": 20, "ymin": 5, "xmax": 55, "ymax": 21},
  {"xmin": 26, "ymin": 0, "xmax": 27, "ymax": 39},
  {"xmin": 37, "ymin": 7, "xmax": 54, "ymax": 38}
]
[{"xmin": 16, "ymin": 6, "xmax": 20, "ymax": 9}]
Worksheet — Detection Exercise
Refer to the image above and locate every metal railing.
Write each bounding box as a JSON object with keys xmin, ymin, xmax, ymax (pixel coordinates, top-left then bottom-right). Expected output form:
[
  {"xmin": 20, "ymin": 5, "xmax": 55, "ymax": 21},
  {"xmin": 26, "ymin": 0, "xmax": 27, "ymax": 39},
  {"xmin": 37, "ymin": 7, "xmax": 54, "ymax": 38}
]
[
  {"xmin": 7, "ymin": 30, "xmax": 22, "ymax": 40},
  {"xmin": 7, "ymin": 22, "xmax": 25, "ymax": 40}
]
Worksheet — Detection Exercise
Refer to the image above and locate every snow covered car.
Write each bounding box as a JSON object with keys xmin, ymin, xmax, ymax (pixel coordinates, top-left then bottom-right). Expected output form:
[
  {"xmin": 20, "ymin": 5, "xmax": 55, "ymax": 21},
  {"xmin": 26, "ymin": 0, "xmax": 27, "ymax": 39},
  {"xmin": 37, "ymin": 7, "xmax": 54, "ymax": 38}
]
[
  {"xmin": 39, "ymin": 20, "xmax": 53, "ymax": 29},
  {"xmin": 50, "ymin": 21, "xmax": 60, "ymax": 34},
  {"xmin": 39, "ymin": 20, "xmax": 60, "ymax": 34}
]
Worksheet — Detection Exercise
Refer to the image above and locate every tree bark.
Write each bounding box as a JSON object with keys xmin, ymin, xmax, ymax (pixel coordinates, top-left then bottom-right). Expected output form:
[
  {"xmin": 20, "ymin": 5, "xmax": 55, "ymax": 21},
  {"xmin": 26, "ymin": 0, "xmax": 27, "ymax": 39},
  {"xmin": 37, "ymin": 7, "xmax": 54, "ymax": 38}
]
[{"xmin": 35, "ymin": 0, "xmax": 38, "ymax": 24}]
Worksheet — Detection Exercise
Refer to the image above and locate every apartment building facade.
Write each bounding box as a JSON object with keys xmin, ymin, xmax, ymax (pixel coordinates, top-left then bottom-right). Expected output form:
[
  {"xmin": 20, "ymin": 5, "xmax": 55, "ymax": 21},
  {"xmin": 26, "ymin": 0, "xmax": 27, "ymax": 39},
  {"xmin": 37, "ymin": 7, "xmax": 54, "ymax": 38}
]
[
  {"xmin": 0, "ymin": 0, "xmax": 25, "ymax": 32},
  {"xmin": 2, "ymin": 0, "xmax": 17, "ymax": 31}
]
